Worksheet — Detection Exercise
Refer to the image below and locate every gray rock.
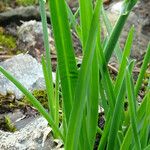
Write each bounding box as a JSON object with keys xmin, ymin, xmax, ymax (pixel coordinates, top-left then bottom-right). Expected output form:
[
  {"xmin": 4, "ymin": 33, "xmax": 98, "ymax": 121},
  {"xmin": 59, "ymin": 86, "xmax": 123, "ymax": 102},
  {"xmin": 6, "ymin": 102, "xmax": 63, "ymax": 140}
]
[
  {"xmin": 0, "ymin": 117, "xmax": 55, "ymax": 150},
  {"xmin": 17, "ymin": 20, "xmax": 54, "ymax": 50},
  {"xmin": 17, "ymin": 20, "xmax": 55, "ymax": 60},
  {"xmin": 0, "ymin": 6, "xmax": 50, "ymax": 26},
  {"xmin": 105, "ymin": 0, "xmax": 150, "ymax": 58},
  {"xmin": 0, "ymin": 54, "xmax": 55, "ymax": 99}
]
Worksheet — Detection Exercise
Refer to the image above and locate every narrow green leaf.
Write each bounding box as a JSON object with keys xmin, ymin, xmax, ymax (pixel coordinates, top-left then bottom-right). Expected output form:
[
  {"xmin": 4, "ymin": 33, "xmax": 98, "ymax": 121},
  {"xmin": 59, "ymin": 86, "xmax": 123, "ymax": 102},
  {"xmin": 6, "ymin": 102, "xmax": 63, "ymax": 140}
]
[
  {"xmin": 102, "ymin": 6, "xmax": 122, "ymax": 63},
  {"xmin": 114, "ymin": 26, "xmax": 134, "ymax": 94},
  {"xmin": 86, "ymin": 51, "xmax": 99, "ymax": 148},
  {"xmin": 107, "ymin": 79, "xmax": 126, "ymax": 150},
  {"xmin": 65, "ymin": 1, "xmax": 102, "ymax": 149},
  {"xmin": 126, "ymin": 67, "xmax": 141, "ymax": 150},
  {"xmin": 48, "ymin": 0, "xmax": 78, "ymax": 124},
  {"xmin": 140, "ymin": 90, "xmax": 150, "ymax": 148},
  {"xmin": 40, "ymin": 0, "xmax": 55, "ymax": 119},
  {"xmin": 104, "ymin": 0, "xmax": 138, "ymax": 63},
  {"xmin": 121, "ymin": 93, "xmax": 148, "ymax": 150},
  {"xmin": 135, "ymin": 43, "xmax": 150, "ymax": 97},
  {"xmin": 79, "ymin": 0, "xmax": 93, "ymax": 49}
]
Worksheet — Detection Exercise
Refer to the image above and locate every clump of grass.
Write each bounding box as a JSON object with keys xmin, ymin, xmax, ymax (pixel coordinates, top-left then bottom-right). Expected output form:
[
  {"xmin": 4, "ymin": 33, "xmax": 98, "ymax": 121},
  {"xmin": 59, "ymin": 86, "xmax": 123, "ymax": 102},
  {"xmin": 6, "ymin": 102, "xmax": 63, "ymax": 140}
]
[{"xmin": 0, "ymin": 0, "xmax": 150, "ymax": 149}]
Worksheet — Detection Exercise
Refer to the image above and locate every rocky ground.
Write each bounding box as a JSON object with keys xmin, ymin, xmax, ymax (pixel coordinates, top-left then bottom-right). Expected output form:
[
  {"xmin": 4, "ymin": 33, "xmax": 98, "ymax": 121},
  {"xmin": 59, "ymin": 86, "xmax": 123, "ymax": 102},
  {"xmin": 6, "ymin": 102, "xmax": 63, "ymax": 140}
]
[{"xmin": 0, "ymin": 0, "xmax": 149, "ymax": 149}]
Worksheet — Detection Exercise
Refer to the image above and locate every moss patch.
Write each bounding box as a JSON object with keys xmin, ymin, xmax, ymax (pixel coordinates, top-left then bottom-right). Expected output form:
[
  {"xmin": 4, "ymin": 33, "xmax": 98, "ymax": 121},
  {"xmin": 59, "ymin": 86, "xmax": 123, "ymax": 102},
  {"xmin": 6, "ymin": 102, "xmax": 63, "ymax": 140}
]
[
  {"xmin": 0, "ymin": 93, "xmax": 26, "ymax": 113},
  {"xmin": 22, "ymin": 90, "xmax": 49, "ymax": 109},
  {"xmin": 16, "ymin": 0, "xmax": 38, "ymax": 6},
  {"xmin": 0, "ymin": 116, "xmax": 16, "ymax": 132},
  {"xmin": 0, "ymin": 33, "xmax": 17, "ymax": 50}
]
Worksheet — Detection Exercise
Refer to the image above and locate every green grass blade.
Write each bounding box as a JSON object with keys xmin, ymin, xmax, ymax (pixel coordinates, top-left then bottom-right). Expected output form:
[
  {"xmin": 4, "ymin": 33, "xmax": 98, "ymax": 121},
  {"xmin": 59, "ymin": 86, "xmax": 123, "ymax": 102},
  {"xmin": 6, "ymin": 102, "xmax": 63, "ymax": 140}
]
[
  {"xmin": 40, "ymin": 0, "xmax": 54, "ymax": 118},
  {"xmin": 0, "ymin": 66, "xmax": 63, "ymax": 140},
  {"xmin": 65, "ymin": 2, "xmax": 81, "ymax": 37},
  {"xmin": 104, "ymin": 0, "xmax": 138, "ymax": 63},
  {"xmin": 41, "ymin": 56, "xmax": 55, "ymax": 119},
  {"xmin": 54, "ymin": 66, "xmax": 60, "ymax": 130},
  {"xmin": 86, "ymin": 51, "xmax": 99, "ymax": 148},
  {"xmin": 97, "ymin": 43, "xmax": 115, "ymax": 110},
  {"xmin": 114, "ymin": 26, "xmax": 134, "ymax": 94},
  {"xmin": 98, "ymin": 110, "xmax": 111, "ymax": 149},
  {"xmin": 79, "ymin": 0, "xmax": 93, "ymax": 49},
  {"xmin": 65, "ymin": 1, "xmax": 102, "ymax": 149},
  {"xmin": 102, "ymin": 6, "xmax": 122, "ymax": 63},
  {"xmin": 121, "ymin": 93, "xmax": 148, "ymax": 150},
  {"xmin": 135, "ymin": 43, "xmax": 150, "ymax": 97},
  {"xmin": 48, "ymin": 0, "xmax": 78, "ymax": 124},
  {"xmin": 140, "ymin": 90, "xmax": 150, "ymax": 148},
  {"xmin": 99, "ymin": 80, "xmax": 108, "ymax": 114},
  {"xmin": 126, "ymin": 66, "xmax": 141, "ymax": 150},
  {"xmin": 107, "ymin": 79, "xmax": 126, "ymax": 150}
]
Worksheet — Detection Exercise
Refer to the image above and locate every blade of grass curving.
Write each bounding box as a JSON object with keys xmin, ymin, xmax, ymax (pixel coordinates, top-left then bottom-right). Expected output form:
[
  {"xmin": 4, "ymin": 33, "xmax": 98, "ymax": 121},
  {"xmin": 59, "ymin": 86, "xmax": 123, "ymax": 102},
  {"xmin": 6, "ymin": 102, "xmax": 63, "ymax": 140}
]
[
  {"xmin": 0, "ymin": 66, "xmax": 63, "ymax": 140},
  {"xmin": 126, "ymin": 66, "xmax": 141, "ymax": 150},
  {"xmin": 48, "ymin": 0, "xmax": 78, "ymax": 124},
  {"xmin": 104, "ymin": 0, "xmax": 138, "ymax": 63},
  {"xmin": 65, "ymin": 1, "xmax": 102, "ymax": 149},
  {"xmin": 135, "ymin": 43, "xmax": 150, "ymax": 97},
  {"xmin": 39, "ymin": 0, "xmax": 55, "ymax": 119},
  {"xmin": 101, "ymin": 6, "xmax": 122, "ymax": 63},
  {"xmin": 114, "ymin": 26, "xmax": 134, "ymax": 94}
]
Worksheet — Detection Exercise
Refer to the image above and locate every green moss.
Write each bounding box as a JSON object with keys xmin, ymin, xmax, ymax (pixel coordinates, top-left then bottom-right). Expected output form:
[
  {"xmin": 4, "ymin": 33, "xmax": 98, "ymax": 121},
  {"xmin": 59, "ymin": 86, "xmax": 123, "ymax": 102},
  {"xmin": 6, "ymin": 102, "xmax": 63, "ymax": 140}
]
[
  {"xmin": 16, "ymin": 0, "xmax": 38, "ymax": 6},
  {"xmin": 22, "ymin": 90, "xmax": 49, "ymax": 109},
  {"xmin": 0, "ymin": 116, "xmax": 16, "ymax": 132},
  {"xmin": 0, "ymin": 93, "xmax": 26, "ymax": 113},
  {"xmin": 0, "ymin": 33, "xmax": 17, "ymax": 50}
]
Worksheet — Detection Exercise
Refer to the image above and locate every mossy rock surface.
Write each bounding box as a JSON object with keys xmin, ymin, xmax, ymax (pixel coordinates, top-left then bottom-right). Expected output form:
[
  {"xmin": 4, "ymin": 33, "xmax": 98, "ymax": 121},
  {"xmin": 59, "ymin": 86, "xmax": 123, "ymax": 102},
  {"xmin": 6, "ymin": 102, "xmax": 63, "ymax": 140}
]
[
  {"xmin": 0, "ymin": 93, "xmax": 26, "ymax": 113},
  {"xmin": 22, "ymin": 90, "xmax": 49, "ymax": 109},
  {"xmin": 0, "ymin": 116, "xmax": 16, "ymax": 132},
  {"xmin": 16, "ymin": 0, "xmax": 38, "ymax": 6},
  {"xmin": 0, "ymin": 33, "xmax": 16, "ymax": 49}
]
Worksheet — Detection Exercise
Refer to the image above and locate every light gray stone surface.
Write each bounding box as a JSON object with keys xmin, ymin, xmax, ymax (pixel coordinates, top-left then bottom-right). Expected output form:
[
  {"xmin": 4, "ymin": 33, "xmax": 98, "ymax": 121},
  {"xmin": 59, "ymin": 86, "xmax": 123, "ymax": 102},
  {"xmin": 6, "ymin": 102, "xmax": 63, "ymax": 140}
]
[
  {"xmin": 0, "ymin": 54, "xmax": 55, "ymax": 99},
  {"xmin": 17, "ymin": 20, "xmax": 55, "ymax": 53},
  {"xmin": 0, "ymin": 117, "xmax": 54, "ymax": 150}
]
